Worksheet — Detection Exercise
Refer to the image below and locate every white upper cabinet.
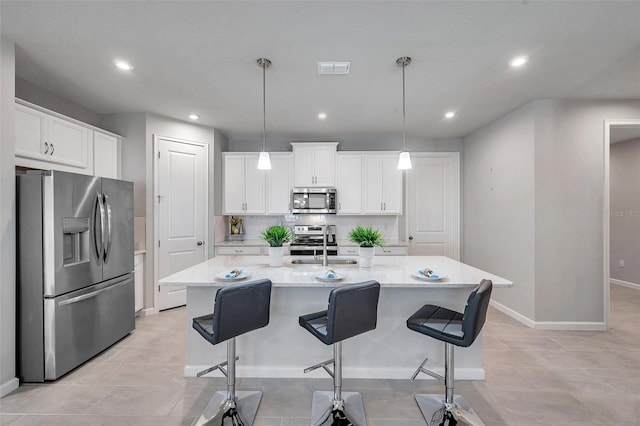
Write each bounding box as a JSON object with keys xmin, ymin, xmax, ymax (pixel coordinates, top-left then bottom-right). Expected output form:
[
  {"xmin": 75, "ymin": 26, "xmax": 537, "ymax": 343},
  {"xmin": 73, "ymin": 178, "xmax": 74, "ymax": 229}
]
[
  {"xmin": 93, "ymin": 131, "xmax": 120, "ymax": 179},
  {"xmin": 15, "ymin": 102, "xmax": 93, "ymax": 174},
  {"xmin": 267, "ymin": 153, "xmax": 293, "ymax": 214},
  {"xmin": 363, "ymin": 153, "xmax": 403, "ymax": 214},
  {"xmin": 223, "ymin": 153, "xmax": 266, "ymax": 215},
  {"xmin": 291, "ymin": 142, "xmax": 338, "ymax": 187},
  {"xmin": 336, "ymin": 153, "xmax": 363, "ymax": 214}
]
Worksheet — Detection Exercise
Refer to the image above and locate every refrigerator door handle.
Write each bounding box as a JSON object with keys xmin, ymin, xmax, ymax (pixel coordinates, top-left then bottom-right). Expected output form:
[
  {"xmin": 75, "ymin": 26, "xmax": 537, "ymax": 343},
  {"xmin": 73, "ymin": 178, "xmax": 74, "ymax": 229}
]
[
  {"xmin": 104, "ymin": 194, "xmax": 112, "ymax": 263},
  {"xmin": 57, "ymin": 276, "xmax": 130, "ymax": 307},
  {"xmin": 95, "ymin": 193, "xmax": 106, "ymax": 260}
]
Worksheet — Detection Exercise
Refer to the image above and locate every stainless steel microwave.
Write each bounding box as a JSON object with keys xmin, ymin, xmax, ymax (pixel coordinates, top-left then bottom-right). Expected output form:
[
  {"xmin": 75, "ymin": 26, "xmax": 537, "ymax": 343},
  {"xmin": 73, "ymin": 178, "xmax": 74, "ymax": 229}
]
[{"xmin": 291, "ymin": 187, "xmax": 337, "ymax": 214}]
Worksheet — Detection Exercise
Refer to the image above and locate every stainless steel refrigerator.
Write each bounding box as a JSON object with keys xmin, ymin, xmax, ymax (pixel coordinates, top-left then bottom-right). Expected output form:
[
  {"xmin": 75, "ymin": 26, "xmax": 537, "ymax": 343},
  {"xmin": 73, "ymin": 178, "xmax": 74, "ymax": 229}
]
[{"xmin": 17, "ymin": 170, "xmax": 135, "ymax": 382}]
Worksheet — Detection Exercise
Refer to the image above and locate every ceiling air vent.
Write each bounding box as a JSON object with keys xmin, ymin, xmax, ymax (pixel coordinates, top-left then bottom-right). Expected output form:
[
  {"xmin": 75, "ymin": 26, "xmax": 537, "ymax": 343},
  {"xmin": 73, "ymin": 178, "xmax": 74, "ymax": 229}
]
[{"xmin": 317, "ymin": 61, "xmax": 351, "ymax": 75}]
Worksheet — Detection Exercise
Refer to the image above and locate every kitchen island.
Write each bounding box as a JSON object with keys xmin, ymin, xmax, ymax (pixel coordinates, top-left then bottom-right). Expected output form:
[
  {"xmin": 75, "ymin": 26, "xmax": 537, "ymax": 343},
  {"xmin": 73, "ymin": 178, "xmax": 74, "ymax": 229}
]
[{"xmin": 160, "ymin": 256, "xmax": 512, "ymax": 380}]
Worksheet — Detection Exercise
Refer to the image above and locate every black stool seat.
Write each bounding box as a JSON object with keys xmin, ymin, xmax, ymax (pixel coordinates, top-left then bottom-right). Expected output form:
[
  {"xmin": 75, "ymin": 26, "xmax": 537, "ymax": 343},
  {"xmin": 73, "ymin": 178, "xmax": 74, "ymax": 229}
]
[
  {"xmin": 407, "ymin": 278, "xmax": 492, "ymax": 348},
  {"xmin": 193, "ymin": 278, "xmax": 272, "ymax": 346},
  {"xmin": 299, "ymin": 280, "xmax": 381, "ymax": 345}
]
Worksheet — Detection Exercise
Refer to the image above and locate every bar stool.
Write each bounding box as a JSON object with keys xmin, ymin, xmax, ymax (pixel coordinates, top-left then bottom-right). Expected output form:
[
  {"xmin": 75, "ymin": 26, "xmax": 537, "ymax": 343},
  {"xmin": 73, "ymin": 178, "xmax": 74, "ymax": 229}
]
[
  {"xmin": 406, "ymin": 279, "xmax": 492, "ymax": 426},
  {"xmin": 191, "ymin": 279, "xmax": 272, "ymax": 426},
  {"xmin": 298, "ymin": 280, "xmax": 381, "ymax": 426}
]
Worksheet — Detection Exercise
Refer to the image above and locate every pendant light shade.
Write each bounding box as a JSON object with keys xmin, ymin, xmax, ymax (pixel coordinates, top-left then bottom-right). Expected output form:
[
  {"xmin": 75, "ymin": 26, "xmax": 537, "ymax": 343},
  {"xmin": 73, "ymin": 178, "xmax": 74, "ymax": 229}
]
[
  {"xmin": 396, "ymin": 56, "xmax": 412, "ymax": 170},
  {"xmin": 257, "ymin": 58, "xmax": 272, "ymax": 170},
  {"xmin": 257, "ymin": 151, "xmax": 271, "ymax": 169},
  {"xmin": 398, "ymin": 151, "xmax": 412, "ymax": 170}
]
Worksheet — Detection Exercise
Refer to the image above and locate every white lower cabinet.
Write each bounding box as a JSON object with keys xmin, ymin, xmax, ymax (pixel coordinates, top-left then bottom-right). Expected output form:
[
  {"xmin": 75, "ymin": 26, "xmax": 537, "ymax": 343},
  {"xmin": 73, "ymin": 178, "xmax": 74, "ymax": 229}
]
[
  {"xmin": 134, "ymin": 253, "xmax": 145, "ymax": 313},
  {"xmin": 216, "ymin": 246, "xmax": 264, "ymax": 256},
  {"xmin": 338, "ymin": 246, "xmax": 408, "ymax": 256}
]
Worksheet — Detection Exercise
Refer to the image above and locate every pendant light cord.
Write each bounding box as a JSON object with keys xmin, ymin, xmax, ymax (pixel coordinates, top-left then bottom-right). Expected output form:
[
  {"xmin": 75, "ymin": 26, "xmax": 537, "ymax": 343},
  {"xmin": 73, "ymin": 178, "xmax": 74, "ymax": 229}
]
[
  {"xmin": 402, "ymin": 60, "xmax": 406, "ymax": 152},
  {"xmin": 262, "ymin": 60, "xmax": 266, "ymax": 152}
]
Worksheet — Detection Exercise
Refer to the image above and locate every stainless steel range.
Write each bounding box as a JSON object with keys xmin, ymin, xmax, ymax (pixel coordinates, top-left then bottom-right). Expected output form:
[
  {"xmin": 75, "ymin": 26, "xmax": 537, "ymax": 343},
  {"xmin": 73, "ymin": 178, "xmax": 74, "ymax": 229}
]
[{"xmin": 289, "ymin": 225, "xmax": 337, "ymax": 256}]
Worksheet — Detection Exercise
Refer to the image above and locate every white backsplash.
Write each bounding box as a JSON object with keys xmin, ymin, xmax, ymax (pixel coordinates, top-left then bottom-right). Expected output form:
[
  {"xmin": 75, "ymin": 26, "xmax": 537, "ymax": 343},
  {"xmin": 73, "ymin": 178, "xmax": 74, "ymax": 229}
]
[{"xmin": 226, "ymin": 215, "xmax": 400, "ymax": 241}]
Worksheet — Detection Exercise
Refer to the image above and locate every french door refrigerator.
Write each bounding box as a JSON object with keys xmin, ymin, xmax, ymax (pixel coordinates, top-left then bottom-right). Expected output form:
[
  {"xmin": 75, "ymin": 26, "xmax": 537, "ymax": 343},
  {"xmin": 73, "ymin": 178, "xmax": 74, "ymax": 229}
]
[{"xmin": 17, "ymin": 170, "xmax": 135, "ymax": 382}]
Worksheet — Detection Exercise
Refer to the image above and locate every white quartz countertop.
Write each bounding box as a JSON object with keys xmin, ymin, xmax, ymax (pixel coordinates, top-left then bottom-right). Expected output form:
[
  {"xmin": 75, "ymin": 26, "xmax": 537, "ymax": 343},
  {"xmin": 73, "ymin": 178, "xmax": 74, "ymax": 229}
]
[{"xmin": 160, "ymin": 255, "xmax": 513, "ymax": 289}]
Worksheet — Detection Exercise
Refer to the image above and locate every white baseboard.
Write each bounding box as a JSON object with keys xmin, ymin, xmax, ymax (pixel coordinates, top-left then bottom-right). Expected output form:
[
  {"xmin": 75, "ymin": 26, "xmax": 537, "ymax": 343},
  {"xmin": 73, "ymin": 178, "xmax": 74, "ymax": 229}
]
[
  {"xmin": 490, "ymin": 300, "xmax": 606, "ymax": 331},
  {"xmin": 610, "ymin": 278, "xmax": 640, "ymax": 290},
  {"xmin": 137, "ymin": 307, "xmax": 157, "ymax": 317},
  {"xmin": 184, "ymin": 365, "xmax": 485, "ymax": 381},
  {"xmin": 0, "ymin": 377, "xmax": 19, "ymax": 398},
  {"xmin": 490, "ymin": 300, "xmax": 535, "ymax": 328}
]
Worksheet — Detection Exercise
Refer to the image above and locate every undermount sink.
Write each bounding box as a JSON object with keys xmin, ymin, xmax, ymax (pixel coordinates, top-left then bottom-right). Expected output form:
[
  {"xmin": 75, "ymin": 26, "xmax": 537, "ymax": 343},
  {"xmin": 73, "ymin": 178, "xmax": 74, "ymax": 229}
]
[{"xmin": 291, "ymin": 258, "xmax": 357, "ymax": 265}]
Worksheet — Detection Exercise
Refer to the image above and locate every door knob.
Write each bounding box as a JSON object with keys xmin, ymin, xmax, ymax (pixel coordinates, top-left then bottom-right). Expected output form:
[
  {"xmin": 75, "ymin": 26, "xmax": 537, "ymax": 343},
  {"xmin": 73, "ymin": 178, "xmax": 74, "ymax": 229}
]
[
  {"xmin": 408, "ymin": 236, "xmax": 414, "ymax": 240},
  {"xmin": 197, "ymin": 241, "xmax": 204, "ymax": 246}
]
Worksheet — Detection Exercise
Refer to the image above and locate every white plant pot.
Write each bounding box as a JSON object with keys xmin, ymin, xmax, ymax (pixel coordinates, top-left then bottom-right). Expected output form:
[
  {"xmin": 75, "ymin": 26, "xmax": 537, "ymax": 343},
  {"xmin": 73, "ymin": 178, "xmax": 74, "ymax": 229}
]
[
  {"xmin": 359, "ymin": 246, "xmax": 375, "ymax": 268},
  {"xmin": 268, "ymin": 246, "xmax": 284, "ymax": 267}
]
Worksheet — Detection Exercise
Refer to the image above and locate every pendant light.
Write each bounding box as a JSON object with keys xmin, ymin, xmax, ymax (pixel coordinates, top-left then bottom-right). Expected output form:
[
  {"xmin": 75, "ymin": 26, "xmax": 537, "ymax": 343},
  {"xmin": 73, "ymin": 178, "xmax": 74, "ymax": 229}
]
[
  {"xmin": 257, "ymin": 58, "xmax": 272, "ymax": 170},
  {"xmin": 396, "ymin": 56, "xmax": 412, "ymax": 170}
]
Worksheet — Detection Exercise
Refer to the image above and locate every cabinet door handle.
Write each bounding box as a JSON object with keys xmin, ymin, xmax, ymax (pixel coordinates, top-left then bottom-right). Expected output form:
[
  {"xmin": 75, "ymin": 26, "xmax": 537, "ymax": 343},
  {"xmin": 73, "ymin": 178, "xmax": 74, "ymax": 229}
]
[
  {"xmin": 234, "ymin": 249, "xmax": 242, "ymax": 253},
  {"xmin": 380, "ymin": 202, "xmax": 383, "ymax": 211},
  {"xmin": 383, "ymin": 202, "xmax": 386, "ymax": 210},
  {"xmin": 44, "ymin": 142, "xmax": 49, "ymax": 155},
  {"xmin": 50, "ymin": 143, "xmax": 55, "ymax": 155}
]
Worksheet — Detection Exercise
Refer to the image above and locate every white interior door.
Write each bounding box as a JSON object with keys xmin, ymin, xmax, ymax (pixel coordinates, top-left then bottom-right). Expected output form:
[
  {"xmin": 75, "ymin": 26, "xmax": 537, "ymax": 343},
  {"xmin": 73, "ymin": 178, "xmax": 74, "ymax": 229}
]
[
  {"xmin": 157, "ymin": 137, "xmax": 207, "ymax": 310},
  {"xmin": 407, "ymin": 153, "xmax": 460, "ymax": 259}
]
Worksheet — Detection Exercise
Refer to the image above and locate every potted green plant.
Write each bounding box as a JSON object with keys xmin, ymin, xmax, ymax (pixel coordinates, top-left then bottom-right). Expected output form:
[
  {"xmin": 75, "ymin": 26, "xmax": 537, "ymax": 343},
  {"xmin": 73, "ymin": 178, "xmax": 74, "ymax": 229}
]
[
  {"xmin": 348, "ymin": 226, "xmax": 385, "ymax": 268},
  {"xmin": 261, "ymin": 225, "xmax": 292, "ymax": 266}
]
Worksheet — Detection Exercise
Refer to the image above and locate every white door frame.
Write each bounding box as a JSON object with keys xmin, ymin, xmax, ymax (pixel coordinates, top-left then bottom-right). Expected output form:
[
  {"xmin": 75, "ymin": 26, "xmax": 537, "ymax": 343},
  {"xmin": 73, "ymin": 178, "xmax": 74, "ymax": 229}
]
[
  {"xmin": 603, "ymin": 118, "xmax": 640, "ymax": 330},
  {"xmin": 153, "ymin": 134, "xmax": 209, "ymax": 313},
  {"xmin": 404, "ymin": 152, "xmax": 460, "ymax": 260}
]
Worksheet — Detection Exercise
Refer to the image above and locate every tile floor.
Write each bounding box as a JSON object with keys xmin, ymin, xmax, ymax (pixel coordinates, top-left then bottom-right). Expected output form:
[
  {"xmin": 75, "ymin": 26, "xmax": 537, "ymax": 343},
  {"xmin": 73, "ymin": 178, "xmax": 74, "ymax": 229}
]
[{"xmin": 1, "ymin": 284, "xmax": 638, "ymax": 425}]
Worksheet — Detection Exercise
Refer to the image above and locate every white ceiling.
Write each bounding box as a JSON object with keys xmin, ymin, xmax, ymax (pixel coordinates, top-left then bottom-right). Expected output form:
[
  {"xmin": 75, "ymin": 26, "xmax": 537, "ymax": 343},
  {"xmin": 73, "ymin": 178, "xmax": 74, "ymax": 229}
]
[
  {"xmin": 2, "ymin": 1, "xmax": 639, "ymax": 142},
  {"xmin": 611, "ymin": 125, "xmax": 640, "ymax": 144}
]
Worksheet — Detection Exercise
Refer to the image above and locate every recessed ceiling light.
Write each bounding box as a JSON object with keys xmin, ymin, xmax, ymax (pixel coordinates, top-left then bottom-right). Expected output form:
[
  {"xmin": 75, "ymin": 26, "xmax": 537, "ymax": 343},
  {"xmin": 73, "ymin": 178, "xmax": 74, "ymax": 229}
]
[
  {"xmin": 188, "ymin": 114, "xmax": 199, "ymax": 120},
  {"xmin": 114, "ymin": 59, "xmax": 134, "ymax": 71},
  {"xmin": 318, "ymin": 112, "xmax": 327, "ymax": 120},
  {"xmin": 509, "ymin": 55, "xmax": 529, "ymax": 68},
  {"xmin": 444, "ymin": 111, "xmax": 456, "ymax": 119}
]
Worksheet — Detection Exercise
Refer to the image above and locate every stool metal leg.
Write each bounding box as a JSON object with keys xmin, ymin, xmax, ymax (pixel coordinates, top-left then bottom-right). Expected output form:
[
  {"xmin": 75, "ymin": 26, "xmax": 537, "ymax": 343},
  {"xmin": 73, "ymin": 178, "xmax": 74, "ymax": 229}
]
[
  {"xmin": 309, "ymin": 341, "xmax": 367, "ymax": 426},
  {"xmin": 414, "ymin": 343, "xmax": 485, "ymax": 426},
  {"xmin": 192, "ymin": 338, "xmax": 263, "ymax": 426}
]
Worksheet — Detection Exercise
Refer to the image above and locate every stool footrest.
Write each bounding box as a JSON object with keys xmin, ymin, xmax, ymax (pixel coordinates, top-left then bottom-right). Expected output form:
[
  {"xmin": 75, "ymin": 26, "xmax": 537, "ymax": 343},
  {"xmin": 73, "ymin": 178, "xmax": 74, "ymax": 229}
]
[
  {"xmin": 303, "ymin": 358, "xmax": 335, "ymax": 378},
  {"xmin": 411, "ymin": 355, "xmax": 444, "ymax": 381},
  {"xmin": 196, "ymin": 356, "xmax": 239, "ymax": 378}
]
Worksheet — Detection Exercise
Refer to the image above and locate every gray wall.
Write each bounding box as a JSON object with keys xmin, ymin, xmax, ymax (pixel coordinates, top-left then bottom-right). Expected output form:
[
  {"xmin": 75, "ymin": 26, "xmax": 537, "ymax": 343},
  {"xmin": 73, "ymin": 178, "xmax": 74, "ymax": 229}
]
[
  {"xmin": 463, "ymin": 102, "xmax": 536, "ymax": 319},
  {"xmin": 0, "ymin": 37, "xmax": 17, "ymax": 396},
  {"xmin": 15, "ymin": 78, "xmax": 101, "ymax": 126},
  {"xmin": 464, "ymin": 99, "xmax": 640, "ymax": 325},
  {"xmin": 102, "ymin": 112, "xmax": 228, "ymax": 310},
  {"xmin": 228, "ymin": 137, "xmax": 463, "ymax": 153},
  {"xmin": 610, "ymin": 137, "xmax": 640, "ymax": 285},
  {"xmin": 534, "ymin": 100, "xmax": 639, "ymax": 322},
  {"xmin": 100, "ymin": 113, "xmax": 147, "ymax": 216}
]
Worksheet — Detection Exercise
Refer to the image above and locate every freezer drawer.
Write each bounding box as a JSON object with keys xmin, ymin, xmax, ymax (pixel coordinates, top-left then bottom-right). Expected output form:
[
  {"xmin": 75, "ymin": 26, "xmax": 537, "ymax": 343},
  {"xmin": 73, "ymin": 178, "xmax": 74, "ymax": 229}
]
[{"xmin": 42, "ymin": 274, "xmax": 135, "ymax": 381}]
